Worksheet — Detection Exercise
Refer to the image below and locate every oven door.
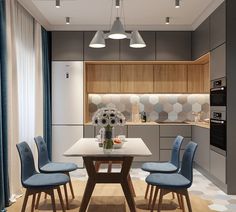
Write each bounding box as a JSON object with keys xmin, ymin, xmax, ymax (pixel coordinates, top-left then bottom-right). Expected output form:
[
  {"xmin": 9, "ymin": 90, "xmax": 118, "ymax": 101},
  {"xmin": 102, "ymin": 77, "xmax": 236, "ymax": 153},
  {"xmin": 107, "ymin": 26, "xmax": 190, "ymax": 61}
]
[
  {"xmin": 210, "ymin": 87, "xmax": 226, "ymax": 106},
  {"xmin": 210, "ymin": 119, "xmax": 226, "ymax": 152}
]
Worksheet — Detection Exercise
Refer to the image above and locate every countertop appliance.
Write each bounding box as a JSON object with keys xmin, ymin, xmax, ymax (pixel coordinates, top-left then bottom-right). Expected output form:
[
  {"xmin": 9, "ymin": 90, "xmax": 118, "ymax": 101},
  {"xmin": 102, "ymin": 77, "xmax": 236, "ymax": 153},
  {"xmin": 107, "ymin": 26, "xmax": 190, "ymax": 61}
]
[
  {"xmin": 210, "ymin": 109, "xmax": 226, "ymax": 156},
  {"xmin": 210, "ymin": 77, "xmax": 226, "ymax": 108},
  {"xmin": 52, "ymin": 61, "xmax": 84, "ymax": 168}
]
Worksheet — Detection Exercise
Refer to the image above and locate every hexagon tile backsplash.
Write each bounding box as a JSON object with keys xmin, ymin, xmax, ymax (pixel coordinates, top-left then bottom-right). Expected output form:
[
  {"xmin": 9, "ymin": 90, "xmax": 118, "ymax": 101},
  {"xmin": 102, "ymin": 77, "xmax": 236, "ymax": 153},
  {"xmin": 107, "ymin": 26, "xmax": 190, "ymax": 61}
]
[{"xmin": 88, "ymin": 94, "xmax": 210, "ymax": 122}]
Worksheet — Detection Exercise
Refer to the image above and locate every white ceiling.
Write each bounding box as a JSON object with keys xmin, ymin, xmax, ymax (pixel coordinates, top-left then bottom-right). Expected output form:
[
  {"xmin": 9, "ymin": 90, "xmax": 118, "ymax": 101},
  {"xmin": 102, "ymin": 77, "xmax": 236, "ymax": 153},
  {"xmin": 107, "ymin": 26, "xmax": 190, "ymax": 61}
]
[{"xmin": 18, "ymin": 0, "xmax": 224, "ymax": 31}]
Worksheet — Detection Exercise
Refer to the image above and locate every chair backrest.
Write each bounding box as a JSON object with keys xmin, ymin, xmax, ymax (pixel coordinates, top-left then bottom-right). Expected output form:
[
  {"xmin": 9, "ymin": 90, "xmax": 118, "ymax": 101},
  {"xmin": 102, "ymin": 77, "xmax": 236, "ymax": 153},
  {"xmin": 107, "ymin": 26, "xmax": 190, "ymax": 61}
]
[
  {"xmin": 16, "ymin": 142, "xmax": 37, "ymax": 184},
  {"xmin": 34, "ymin": 136, "xmax": 50, "ymax": 169},
  {"xmin": 180, "ymin": 141, "xmax": 198, "ymax": 184},
  {"xmin": 170, "ymin": 135, "xmax": 184, "ymax": 168}
]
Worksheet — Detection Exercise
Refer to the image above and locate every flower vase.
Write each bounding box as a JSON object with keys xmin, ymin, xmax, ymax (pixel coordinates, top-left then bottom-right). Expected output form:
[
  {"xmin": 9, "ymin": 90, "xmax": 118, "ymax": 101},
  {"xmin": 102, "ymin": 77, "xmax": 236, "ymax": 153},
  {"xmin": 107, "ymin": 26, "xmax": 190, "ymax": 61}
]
[{"xmin": 103, "ymin": 125, "xmax": 114, "ymax": 153}]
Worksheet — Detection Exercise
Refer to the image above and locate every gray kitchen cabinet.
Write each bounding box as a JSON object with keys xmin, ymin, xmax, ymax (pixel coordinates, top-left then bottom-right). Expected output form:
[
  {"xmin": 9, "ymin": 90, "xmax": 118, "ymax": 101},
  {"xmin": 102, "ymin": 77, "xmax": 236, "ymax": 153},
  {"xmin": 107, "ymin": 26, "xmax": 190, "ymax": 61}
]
[
  {"xmin": 192, "ymin": 126, "xmax": 210, "ymax": 171},
  {"xmin": 210, "ymin": 2, "xmax": 226, "ymax": 50},
  {"xmin": 160, "ymin": 150, "xmax": 184, "ymax": 162},
  {"xmin": 84, "ymin": 125, "xmax": 95, "ymax": 138},
  {"xmin": 84, "ymin": 31, "xmax": 120, "ymax": 61},
  {"xmin": 159, "ymin": 125, "xmax": 191, "ymax": 162},
  {"xmin": 52, "ymin": 31, "xmax": 83, "ymax": 61},
  {"xmin": 156, "ymin": 32, "xmax": 191, "ymax": 61},
  {"xmin": 127, "ymin": 125, "xmax": 159, "ymax": 162},
  {"xmin": 192, "ymin": 18, "xmax": 210, "ymax": 60},
  {"xmin": 95, "ymin": 125, "xmax": 128, "ymax": 138},
  {"xmin": 210, "ymin": 150, "xmax": 226, "ymax": 184},
  {"xmin": 120, "ymin": 31, "xmax": 156, "ymax": 61},
  {"xmin": 160, "ymin": 137, "xmax": 191, "ymax": 150},
  {"xmin": 210, "ymin": 44, "xmax": 226, "ymax": 80},
  {"xmin": 160, "ymin": 125, "xmax": 191, "ymax": 137}
]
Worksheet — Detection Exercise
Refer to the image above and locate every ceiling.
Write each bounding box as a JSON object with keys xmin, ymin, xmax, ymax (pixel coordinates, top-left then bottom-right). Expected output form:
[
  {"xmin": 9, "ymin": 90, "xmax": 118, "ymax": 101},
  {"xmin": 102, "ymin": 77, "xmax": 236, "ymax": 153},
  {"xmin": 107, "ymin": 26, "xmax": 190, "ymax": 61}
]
[{"xmin": 18, "ymin": 0, "xmax": 224, "ymax": 31}]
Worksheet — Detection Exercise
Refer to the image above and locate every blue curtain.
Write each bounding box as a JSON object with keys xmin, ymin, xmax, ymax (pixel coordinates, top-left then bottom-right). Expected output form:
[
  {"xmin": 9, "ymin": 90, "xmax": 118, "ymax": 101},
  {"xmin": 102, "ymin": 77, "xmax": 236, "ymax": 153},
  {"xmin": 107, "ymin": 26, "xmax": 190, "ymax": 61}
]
[
  {"xmin": 0, "ymin": 0, "xmax": 10, "ymax": 210},
  {"xmin": 41, "ymin": 28, "xmax": 52, "ymax": 160}
]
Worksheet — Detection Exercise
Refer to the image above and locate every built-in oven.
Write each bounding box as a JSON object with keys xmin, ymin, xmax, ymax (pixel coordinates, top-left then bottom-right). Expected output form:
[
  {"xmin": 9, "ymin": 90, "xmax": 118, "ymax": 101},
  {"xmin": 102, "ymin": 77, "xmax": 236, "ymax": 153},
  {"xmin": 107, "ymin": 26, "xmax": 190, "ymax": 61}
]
[
  {"xmin": 210, "ymin": 110, "xmax": 226, "ymax": 156},
  {"xmin": 210, "ymin": 78, "xmax": 226, "ymax": 107}
]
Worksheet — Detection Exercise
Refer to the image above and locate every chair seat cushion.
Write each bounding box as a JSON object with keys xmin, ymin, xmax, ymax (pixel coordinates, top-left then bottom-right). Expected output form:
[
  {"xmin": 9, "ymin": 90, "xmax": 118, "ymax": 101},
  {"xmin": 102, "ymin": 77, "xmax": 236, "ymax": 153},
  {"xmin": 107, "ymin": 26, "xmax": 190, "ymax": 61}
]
[
  {"xmin": 146, "ymin": 173, "xmax": 191, "ymax": 189},
  {"xmin": 141, "ymin": 162, "xmax": 178, "ymax": 173},
  {"xmin": 23, "ymin": 173, "xmax": 69, "ymax": 188},
  {"xmin": 40, "ymin": 162, "xmax": 78, "ymax": 173}
]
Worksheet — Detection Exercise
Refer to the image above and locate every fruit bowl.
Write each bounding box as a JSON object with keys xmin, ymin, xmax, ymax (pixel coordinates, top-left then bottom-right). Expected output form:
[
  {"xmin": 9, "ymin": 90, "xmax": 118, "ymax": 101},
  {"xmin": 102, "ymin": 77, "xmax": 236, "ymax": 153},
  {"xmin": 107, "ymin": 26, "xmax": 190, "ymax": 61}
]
[{"xmin": 113, "ymin": 138, "xmax": 124, "ymax": 149}]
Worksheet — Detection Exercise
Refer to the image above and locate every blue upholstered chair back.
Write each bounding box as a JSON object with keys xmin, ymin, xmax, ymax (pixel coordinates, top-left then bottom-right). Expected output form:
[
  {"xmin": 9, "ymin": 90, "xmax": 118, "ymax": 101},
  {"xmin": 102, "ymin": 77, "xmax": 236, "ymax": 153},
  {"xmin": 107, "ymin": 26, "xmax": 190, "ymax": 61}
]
[
  {"xmin": 170, "ymin": 135, "xmax": 184, "ymax": 168},
  {"xmin": 180, "ymin": 142, "xmax": 198, "ymax": 183},
  {"xmin": 34, "ymin": 136, "xmax": 50, "ymax": 169},
  {"xmin": 16, "ymin": 142, "xmax": 37, "ymax": 184}
]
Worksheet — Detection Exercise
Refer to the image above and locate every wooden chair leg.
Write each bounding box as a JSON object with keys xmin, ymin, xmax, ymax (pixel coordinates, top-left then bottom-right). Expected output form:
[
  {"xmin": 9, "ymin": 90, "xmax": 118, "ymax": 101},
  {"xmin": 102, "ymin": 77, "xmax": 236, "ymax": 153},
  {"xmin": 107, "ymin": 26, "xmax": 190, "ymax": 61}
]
[
  {"xmin": 172, "ymin": 192, "xmax": 175, "ymax": 199},
  {"xmin": 184, "ymin": 190, "xmax": 192, "ymax": 212},
  {"xmin": 31, "ymin": 193, "xmax": 36, "ymax": 212},
  {"xmin": 151, "ymin": 187, "xmax": 159, "ymax": 212},
  {"xmin": 145, "ymin": 184, "xmax": 150, "ymax": 199},
  {"xmin": 67, "ymin": 173, "xmax": 75, "ymax": 199},
  {"xmin": 35, "ymin": 192, "xmax": 41, "ymax": 209},
  {"xmin": 177, "ymin": 193, "xmax": 182, "ymax": 209},
  {"xmin": 63, "ymin": 184, "xmax": 69, "ymax": 210},
  {"xmin": 57, "ymin": 186, "xmax": 65, "ymax": 212},
  {"xmin": 157, "ymin": 189, "xmax": 164, "ymax": 212},
  {"xmin": 148, "ymin": 185, "xmax": 154, "ymax": 209},
  {"xmin": 49, "ymin": 189, "xmax": 57, "ymax": 212},
  {"xmin": 180, "ymin": 194, "xmax": 185, "ymax": 212},
  {"xmin": 22, "ymin": 189, "xmax": 30, "ymax": 212}
]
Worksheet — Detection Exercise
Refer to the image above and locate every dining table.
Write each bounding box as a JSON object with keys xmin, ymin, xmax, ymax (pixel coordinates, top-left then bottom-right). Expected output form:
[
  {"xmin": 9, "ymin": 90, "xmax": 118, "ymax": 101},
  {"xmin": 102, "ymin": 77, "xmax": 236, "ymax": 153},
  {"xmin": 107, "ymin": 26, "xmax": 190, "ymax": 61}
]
[{"xmin": 64, "ymin": 138, "xmax": 152, "ymax": 212}]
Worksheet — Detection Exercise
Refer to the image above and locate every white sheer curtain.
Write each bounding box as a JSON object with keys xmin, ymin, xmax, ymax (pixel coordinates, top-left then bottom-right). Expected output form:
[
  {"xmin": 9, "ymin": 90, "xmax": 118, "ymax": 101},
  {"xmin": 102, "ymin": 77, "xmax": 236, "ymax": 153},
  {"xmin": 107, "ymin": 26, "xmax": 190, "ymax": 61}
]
[{"xmin": 6, "ymin": 0, "xmax": 44, "ymax": 203}]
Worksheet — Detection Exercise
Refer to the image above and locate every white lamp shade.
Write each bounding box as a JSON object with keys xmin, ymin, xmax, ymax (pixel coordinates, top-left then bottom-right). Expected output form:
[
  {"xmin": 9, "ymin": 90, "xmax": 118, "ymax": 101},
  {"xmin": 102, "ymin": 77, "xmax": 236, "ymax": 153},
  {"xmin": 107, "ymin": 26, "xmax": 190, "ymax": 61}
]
[
  {"xmin": 130, "ymin": 31, "xmax": 146, "ymax": 48},
  {"xmin": 108, "ymin": 17, "xmax": 127, "ymax": 39},
  {"xmin": 89, "ymin": 30, "xmax": 106, "ymax": 48}
]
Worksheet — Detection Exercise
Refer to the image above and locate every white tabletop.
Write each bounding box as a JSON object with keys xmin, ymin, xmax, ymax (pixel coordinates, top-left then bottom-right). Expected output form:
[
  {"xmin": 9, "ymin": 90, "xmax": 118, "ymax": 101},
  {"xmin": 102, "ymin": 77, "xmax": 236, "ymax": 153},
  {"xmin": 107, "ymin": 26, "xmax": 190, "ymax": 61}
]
[{"xmin": 64, "ymin": 138, "xmax": 152, "ymax": 157}]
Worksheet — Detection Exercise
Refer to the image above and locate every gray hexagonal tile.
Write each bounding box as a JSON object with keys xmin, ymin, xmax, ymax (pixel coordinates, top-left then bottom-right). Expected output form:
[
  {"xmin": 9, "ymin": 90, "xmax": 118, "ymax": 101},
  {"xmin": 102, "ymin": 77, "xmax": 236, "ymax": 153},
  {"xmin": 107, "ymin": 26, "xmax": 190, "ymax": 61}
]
[
  {"xmin": 183, "ymin": 103, "xmax": 192, "ymax": 112},
  {"xmin": 97, "ymin": 103, "xmax": 106, "ymax": 109},
  {"xmin": 163, "ymin": 103, "xmax": 173, "ymax": 113},
  {"xmin": 167, "ymin": 95, "xmax": 178, "ymax": 104},
  {"xmin": 122, "ymin": 111, "xmax": 131, "ymax": 121},
  {"xmin": 202, "ymin": 103, "xmax": 210, "ymax": 112},
  {"xmin": 149, "ymin": 95, "xmax": 159, "ymax": 105},
  {"xmin": 173, "ymin": 103, "xmax": 183, "ymax": 113},
  {"xmin": 177, "ymin": 95, "xmax": 187, "ymax": 104},
  {"xmin": 158, "ymin": 111, "xmax": 168, "ymax": 122},
  {"xmin": 140, "ymin": 95, "xmax": 149, "ymax": 104},
  {"xmin": 187, "ymin": 94, "xmax": 198, "ymax": 104},
  {"xmin": 139, "ymin": 103, "xmax": 145, "ymax": 112},
  {"xmin": 89, "ymin": 103, "xmax": 98, "ymax": 113},
  {"xmin": 192, "ymin": 102, "xmax": 202, "ymax": 113},
  {"xmin": 149, "ymin": 111, "xmax": 159, "ymax": 121},
  {"xmin": 154, "ymin": 103, "xmax": 163, "ymax": 113},
  {"xmin": 168, "ymin": 111, "xmax": 178, "ymax": 121},
  {"xmin": 130, "ymin": 95, "xmax": 140, "ymax": 104}
]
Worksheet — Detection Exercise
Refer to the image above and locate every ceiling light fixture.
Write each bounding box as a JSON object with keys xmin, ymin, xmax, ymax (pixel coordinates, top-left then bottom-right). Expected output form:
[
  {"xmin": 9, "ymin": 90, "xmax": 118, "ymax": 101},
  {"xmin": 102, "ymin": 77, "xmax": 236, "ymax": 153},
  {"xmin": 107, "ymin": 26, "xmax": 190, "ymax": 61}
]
[
  {"xmin": 56, "ymin": 0, "xmax": 60, "ymax": 8},
  {"xmin": 89, "ymin": 0, "xmax": 146, "ymax": 49},
  {"xmin": 115, "ymin": 0, "xmax": 120, "ymax": 8},
  {"xmin": 175, "ymin": 0, "xmax": 180, "ymax": 8},
  {"xmin": 165, "ymin": 17, "xmax": 170, "ymax": 25},
  {"xmin": 66, "ymin": 17, "xmax": 70, "ymax": 25}
]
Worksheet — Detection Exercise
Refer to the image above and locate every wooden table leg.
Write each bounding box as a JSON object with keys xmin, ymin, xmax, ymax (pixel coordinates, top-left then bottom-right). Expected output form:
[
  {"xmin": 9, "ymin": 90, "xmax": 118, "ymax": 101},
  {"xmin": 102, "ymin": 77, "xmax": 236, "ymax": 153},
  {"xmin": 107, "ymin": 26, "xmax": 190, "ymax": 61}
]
[{"xmin": 80, "ymin": 156, "xmax": 136, "ymax": 212}]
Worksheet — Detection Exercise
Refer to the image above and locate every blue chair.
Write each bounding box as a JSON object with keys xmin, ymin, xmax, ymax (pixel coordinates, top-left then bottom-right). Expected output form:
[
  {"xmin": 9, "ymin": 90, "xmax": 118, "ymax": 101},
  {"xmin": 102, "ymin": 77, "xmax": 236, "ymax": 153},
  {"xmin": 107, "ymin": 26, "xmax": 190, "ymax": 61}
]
[
  {"xmin": 146, "ymin": 141, "xmax": 198, "ymax": 212},
  {"xmin": 142, "ymin": 135, "xmax": 184, "ymax": 207},
  {"xmin": 34, "ymin": 136, "xmax": 78, "ymax": 209},
  {"xmin": 16, "ymin": 142, "xmax": 69, "ymax": 212}
]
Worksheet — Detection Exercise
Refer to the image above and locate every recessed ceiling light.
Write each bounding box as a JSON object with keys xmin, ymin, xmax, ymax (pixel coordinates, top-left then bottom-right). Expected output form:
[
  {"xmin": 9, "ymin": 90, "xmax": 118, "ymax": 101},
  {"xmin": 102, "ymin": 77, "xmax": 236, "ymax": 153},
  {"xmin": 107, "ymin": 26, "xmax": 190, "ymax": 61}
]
[
  {"xmin": 116, "ymin": 0, "xmax": 120, "ymax": 8},
  {"xmin": 56, "ymin": 0, "xmax": 60, "ymax": 8},
  {"xmin": 175, "ymin": 0, "xmax": 180, "ymax": 8},
  {"xmin": 66, "ymin": 17, "xmax": 70, "ymax": 25},
  {"xmin": 165, "ymin": 17, "xmax": 170, "ymax": 25}
]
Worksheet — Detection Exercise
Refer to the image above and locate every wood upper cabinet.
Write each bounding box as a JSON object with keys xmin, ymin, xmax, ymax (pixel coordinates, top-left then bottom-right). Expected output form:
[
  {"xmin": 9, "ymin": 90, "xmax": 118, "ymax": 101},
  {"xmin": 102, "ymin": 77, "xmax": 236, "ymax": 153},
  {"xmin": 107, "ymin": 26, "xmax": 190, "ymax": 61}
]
[
  {"xmin": 187, "ymin": 64, "xmax": 210, "ymax": 93},
  {"xmin": 154, "ymin": 65, "xmax": 188, "ymax": 93},
  {"xmin": 86, "ymin": 64, "xmax": 121, "ymax": 93},
  {"xmin": 120, "ymin": 64, "xmax": 154, "ymax": 93}
]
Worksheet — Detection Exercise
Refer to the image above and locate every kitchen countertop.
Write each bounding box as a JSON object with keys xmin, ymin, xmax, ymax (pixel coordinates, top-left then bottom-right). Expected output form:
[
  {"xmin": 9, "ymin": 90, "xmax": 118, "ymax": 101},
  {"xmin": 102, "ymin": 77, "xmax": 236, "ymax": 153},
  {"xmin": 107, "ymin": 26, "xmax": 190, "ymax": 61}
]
[{"xmin": 84, "ymin": 121, "xmax": 210, "ymax": 129}]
